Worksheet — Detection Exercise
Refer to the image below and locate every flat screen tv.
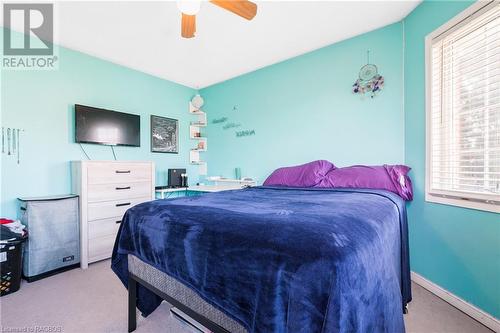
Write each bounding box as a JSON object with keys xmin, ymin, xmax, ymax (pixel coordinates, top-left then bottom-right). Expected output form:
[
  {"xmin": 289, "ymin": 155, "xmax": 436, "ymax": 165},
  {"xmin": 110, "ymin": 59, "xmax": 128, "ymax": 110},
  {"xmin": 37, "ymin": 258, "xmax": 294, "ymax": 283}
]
[{"xmin": 75, "ymin": 104, "xmax": 140, "ymax": 147}]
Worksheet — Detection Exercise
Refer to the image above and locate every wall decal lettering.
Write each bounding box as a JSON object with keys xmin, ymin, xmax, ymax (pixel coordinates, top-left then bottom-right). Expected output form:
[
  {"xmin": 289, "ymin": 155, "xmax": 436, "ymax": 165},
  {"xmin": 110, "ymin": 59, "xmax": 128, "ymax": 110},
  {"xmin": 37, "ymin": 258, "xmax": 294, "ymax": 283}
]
[
  {"xmin": 236, "ymin": 129, "xmax": 255, "ymax": 137},
  {"xmin": 212, "ymin": 117, "xmax": 228, "ymax": 124},
  {"xmin": 223, "ymin": 122, "xmax": 241, "ymax": 130}
]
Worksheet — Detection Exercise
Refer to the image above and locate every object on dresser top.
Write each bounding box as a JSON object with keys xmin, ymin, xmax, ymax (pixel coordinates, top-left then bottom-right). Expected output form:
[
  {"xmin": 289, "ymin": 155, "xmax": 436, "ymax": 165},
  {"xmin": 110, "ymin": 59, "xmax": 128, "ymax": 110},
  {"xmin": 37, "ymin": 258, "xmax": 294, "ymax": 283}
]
[
  {"xmin": 71, "ymin": 160, "xmax": 155, "ymax": 269},
  {"xmin": 18, "ymin": 195, "xmax": 79, "ymax": 282}
]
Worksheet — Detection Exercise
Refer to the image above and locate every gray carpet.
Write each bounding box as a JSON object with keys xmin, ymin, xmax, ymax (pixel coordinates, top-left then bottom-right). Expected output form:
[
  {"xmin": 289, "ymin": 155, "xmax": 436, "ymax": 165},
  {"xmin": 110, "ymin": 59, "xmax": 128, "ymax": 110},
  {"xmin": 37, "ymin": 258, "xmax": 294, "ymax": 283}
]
[{"xmin": 0, "ymin": 260, "xmax": 493, "ymax": 333}]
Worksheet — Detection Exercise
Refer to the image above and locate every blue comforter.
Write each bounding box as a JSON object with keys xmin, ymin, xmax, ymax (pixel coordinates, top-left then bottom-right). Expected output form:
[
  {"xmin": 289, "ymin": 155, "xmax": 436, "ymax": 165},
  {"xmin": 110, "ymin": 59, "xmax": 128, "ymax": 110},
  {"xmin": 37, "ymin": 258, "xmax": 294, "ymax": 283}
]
[{"xmin": 112, "ymin": 187, "xmax": 411, "ymax": 333}]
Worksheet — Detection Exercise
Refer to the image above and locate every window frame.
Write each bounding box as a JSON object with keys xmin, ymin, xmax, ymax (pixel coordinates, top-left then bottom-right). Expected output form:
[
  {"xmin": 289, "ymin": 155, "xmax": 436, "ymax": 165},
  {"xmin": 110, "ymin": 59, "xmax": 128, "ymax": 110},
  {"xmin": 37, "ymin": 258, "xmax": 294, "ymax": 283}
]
[{"xmin": 425, "ymin": 0, "xmax": 500, "ymax": 214}]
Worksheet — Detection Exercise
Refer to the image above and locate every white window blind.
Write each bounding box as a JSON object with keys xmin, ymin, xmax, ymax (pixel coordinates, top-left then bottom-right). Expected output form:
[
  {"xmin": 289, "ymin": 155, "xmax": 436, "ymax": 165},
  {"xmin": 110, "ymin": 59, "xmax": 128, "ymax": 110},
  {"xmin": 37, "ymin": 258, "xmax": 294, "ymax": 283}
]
[{"xmin": 428, "ymin": 1, "xmax": 500, "ymax": 209}]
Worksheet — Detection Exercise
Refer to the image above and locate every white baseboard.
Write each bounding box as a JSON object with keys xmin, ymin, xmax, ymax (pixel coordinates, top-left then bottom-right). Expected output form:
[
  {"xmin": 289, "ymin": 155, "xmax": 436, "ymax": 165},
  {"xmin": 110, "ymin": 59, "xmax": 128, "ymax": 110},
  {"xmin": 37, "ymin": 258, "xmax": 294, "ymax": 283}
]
[{"xmin": 411, "ymin": 271, "xmax": 500, "ymax": 332}]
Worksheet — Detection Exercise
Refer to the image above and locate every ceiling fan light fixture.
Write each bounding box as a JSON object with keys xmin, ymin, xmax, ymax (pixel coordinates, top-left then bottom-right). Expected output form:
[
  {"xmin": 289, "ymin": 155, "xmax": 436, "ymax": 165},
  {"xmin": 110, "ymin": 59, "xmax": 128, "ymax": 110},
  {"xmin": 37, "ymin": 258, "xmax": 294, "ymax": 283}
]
[{"xmin": 177, "ymin": 0, "xmax": 201, "ymax": 15}]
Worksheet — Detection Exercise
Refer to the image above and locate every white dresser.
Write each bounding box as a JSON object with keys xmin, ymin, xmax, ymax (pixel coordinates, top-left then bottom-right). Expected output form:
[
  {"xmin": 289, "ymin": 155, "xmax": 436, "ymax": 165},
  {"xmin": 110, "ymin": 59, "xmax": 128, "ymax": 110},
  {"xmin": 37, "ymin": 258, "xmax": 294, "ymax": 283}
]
[{"xmin": 71, "ymin": 161, "xmax": 155, "ymax": 269}]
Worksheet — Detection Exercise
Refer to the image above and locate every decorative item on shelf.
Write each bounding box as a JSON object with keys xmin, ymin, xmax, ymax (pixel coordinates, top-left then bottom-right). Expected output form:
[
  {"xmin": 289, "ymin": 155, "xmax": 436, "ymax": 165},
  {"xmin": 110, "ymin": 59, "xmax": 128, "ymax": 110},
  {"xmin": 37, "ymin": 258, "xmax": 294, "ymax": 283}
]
[
  {"xmin": 191, "ymin": 94, "xmax": 204, "ymax": 109},
  {"xmin": 197, "ymin": 141, "xmax": 205, "ymax": 150},
  {"xmin": 151, "ymin": 115, "xmax": 179, "ymax": 153},
  {"xmin": 352, "ymin": 50, "xmax": 384, "ymax": 98}
]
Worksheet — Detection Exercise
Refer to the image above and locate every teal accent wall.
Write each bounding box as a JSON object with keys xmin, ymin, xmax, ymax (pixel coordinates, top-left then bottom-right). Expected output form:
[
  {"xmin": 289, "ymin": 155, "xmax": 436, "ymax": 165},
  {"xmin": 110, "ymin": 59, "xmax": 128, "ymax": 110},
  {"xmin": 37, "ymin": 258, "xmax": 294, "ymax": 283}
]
[
  {"xmin": 404, "ymin": 1, "xmax": 500, "ymax": 318},
  {"xmin": 1, "ymin": 29, "xmax": 197, "ymax": 218},
  {"xmin": 201, "ymin": 23, "xmax": 405, "ymax": 181},
  {"xmin": 201, "ymin": 9, "xmax": 499, "ymax": 319}
]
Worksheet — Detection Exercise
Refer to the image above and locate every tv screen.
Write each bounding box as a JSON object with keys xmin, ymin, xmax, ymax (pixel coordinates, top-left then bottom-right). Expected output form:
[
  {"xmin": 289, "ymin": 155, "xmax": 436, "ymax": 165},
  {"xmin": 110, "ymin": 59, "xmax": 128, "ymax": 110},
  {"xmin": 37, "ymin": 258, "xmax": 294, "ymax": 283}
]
[{"xmin": 75, "ymin": 105, "xmax": 140, "ymax": 147}]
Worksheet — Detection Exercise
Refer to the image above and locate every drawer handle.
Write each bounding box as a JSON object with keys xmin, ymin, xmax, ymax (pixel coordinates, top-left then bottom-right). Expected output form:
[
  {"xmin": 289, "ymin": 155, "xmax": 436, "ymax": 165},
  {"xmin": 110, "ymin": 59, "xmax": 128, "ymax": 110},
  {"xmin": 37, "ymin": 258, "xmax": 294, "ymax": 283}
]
[
  {"xmin": 116, "ymin": 220, "xmax": 122, "ymax": 224},
  {"xmin": 115, "ymin": 186, "xmax": 131, "ymax": 190},
  {"xmin": 116, "ymin": 202, "xmax": 131, "ymax": 207},
  {"xmin": 115, "ymin": 170, "xmax": 131, "ymax": 174}
]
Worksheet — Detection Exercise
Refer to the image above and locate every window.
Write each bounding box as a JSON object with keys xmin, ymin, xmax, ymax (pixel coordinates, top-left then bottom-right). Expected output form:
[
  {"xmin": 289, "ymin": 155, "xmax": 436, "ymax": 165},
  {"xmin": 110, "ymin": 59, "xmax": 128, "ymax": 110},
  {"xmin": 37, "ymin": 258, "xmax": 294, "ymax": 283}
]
[{"xmin": 426, "ymin": 1, "xmax": 500, "ymax": 213}]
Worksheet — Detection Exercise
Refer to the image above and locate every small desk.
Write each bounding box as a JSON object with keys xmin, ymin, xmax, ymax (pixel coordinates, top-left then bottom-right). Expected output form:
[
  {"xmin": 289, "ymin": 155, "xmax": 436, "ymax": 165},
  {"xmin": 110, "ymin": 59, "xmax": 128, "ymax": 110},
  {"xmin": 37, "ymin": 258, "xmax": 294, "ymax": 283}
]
[
  {"xmin": 188, "ymin": 185, "xmax": 244, "ymax": 193},
  {"xmin": 208, "ymin": 178, "xmax": 256, "ymax": 187},
  {"xmin": 156, "ymin": 185, "xmax": 248, "ymax": 199},
  {"xmin": 155, "ymin": 187, "xmax": 188, "ymax": 199}
]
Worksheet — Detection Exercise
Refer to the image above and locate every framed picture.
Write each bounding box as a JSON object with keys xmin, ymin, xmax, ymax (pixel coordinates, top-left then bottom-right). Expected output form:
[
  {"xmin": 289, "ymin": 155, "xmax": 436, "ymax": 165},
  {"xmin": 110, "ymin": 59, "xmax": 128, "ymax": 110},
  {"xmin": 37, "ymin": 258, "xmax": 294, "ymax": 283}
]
[{"xmin": 151, "ymin": 115, "xmax": 178, "ymax": 153}]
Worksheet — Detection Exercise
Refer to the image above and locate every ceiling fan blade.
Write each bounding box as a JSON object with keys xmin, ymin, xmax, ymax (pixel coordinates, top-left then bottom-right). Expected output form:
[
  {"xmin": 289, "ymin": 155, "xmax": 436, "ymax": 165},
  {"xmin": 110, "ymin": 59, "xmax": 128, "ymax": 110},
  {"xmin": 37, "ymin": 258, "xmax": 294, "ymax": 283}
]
[
  {"xmin": 181, "ymin": 13, "xmax": 196, "ymax": 38},
  {"xmin": 210, "ymin": 0, "xmax": 257, "ymax": 20}
]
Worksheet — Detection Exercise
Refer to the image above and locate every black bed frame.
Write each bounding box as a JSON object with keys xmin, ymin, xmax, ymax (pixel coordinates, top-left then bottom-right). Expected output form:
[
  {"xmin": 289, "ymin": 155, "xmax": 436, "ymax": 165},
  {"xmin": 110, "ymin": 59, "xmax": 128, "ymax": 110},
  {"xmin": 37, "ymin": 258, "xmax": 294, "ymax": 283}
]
[
  {"xmin": 128, "ymin": 273, "xmax": 230, "ymax": 333},
  {"xmin": 128, "ymin": 273, "xmax": 409, "ymax": 332}
]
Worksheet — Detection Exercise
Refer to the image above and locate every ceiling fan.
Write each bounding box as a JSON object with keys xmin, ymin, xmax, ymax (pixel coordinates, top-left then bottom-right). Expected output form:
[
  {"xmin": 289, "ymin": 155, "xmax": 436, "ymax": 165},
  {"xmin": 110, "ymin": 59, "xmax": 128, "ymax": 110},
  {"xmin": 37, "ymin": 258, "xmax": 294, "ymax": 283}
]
[{"xmin": 177, "ymin": 0, "xmax": 258, "ymax": 38}]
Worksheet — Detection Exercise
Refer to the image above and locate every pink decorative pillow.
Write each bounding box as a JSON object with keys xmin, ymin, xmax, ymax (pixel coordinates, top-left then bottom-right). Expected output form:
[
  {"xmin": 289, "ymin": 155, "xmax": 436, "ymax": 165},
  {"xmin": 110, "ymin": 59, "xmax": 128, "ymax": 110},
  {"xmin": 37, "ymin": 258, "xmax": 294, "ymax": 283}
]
[
  {"xmin": 263, "ymin": 160, "xmax": 336, "ymax": 187},
  {"xmin": 316, "ymin": 164, "xmax": 413, "ymax": 200}
]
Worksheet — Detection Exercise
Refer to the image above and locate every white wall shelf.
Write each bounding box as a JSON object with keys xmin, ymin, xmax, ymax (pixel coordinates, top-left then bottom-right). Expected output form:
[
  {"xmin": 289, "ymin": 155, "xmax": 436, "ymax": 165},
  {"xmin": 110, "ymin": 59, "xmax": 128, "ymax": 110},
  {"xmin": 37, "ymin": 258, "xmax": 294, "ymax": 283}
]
[{"xmin": 189, "ymin": 101, "xmax": 207, "ymax": 175}]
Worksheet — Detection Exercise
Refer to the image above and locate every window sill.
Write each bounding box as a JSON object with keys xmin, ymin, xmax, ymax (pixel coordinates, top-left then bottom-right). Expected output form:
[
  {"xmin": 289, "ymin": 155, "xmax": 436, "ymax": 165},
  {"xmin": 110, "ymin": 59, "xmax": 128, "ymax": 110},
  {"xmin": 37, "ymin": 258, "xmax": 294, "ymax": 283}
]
[{"xmin": 425, "ymin": 193, "xmax": 500, "ymax": 214}]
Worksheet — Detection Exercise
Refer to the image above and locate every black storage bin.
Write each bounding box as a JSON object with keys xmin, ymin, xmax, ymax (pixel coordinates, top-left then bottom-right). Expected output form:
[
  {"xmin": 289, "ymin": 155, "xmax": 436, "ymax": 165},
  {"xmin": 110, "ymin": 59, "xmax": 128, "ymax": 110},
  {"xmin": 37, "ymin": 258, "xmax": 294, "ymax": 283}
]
[{"xmin": 0, "ymin": 237, "xmax": 27, "ymax": 296}]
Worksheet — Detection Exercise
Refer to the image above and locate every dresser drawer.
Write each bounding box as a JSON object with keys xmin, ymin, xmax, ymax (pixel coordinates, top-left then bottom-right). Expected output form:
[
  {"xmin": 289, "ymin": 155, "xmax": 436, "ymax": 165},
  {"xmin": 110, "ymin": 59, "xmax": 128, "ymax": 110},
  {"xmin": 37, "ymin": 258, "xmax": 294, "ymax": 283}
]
[
  {"xmin": 88, "ymin": 235, "xmax": 116, "ymax": 262},
  {"xmin": 88, "ymin": 182, "xmax": 152, "ymax": 202},
  {"xmin": 87, "ymin": 197, "xmax": 150, "ymax": 221},
  {"xmin": 88, "ymin": 217, "xmax": 122, "ymax": 239},
  {"xmin": 87, "ymin": 162, "xmax": 151, "ymax": 184}
]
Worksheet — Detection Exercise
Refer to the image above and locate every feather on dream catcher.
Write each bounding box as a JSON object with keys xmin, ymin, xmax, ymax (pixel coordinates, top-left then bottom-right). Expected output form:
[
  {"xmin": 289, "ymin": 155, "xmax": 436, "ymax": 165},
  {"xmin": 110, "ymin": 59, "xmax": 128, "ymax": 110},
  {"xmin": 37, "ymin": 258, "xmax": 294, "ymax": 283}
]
[{"xmin": 352, "ymin": 51, "xmax": 384, "ymax": 98}]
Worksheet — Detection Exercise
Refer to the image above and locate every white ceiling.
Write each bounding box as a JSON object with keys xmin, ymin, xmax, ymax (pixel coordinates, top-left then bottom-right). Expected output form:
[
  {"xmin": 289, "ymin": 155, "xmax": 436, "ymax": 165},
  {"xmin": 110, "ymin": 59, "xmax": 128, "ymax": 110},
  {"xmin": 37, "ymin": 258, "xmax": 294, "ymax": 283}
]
[{"xmin": 5, "ymin": 1, "xmax": 421, "ymax": 88}]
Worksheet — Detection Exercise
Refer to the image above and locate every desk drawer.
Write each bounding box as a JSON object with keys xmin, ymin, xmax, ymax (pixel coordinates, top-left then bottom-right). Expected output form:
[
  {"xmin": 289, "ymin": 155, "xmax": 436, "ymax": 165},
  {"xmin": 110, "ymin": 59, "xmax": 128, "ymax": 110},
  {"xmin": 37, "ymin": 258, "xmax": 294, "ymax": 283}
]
[
  {"xmin": 88, "ymin": 217, "xmax": 122, "ymax": 239},
  {"xmin": 87, "ymin": 162, "xmax": 151, "ymax": 184},
  {"xmin": 88, "ymin": 235, "xmax": 116, "ymax": 262},
  {"xmin": 88, "ymin": 182, "xmax": 152, "ymax": 202},
  {"xmin": 87, "ymin": 197, "xmax": 150, "ymax": 221}
]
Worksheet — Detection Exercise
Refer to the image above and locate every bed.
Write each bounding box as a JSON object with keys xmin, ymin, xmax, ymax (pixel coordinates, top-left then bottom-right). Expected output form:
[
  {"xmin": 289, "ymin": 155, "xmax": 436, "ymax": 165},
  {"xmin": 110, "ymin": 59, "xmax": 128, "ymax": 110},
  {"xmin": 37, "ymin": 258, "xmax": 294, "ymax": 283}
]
[{"xmin": 111, "ymin": 186, "xmax": 411, "ymax": 333}]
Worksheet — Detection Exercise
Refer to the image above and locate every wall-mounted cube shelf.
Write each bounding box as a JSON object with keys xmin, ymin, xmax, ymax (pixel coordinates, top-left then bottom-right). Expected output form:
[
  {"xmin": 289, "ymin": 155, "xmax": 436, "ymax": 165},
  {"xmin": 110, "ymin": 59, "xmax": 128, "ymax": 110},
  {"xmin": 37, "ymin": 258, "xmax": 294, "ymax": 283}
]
[{"xmin": 189, "ymin": 101, "xmax": 207, "ymax": 175}]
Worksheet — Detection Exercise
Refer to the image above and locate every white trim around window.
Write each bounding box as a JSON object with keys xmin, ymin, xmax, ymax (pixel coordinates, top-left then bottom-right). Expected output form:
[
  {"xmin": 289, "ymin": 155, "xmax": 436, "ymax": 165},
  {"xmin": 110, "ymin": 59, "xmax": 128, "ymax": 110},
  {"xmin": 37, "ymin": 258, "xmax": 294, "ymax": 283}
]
[{"xmin": 425, "ymin": 0, "xmax": 500, "ymax": 214}]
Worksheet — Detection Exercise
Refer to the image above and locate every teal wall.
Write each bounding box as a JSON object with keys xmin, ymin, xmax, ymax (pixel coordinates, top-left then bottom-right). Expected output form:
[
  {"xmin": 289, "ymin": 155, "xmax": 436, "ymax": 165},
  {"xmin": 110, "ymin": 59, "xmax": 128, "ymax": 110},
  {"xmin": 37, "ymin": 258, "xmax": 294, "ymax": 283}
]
[
  {"xmin": 1, "ymin": 1, "xmax": 498, "ymax": 320},
  {"xmin": 201, "ymin": 23, "xmax": 404, "ymax": 181},
  {"xmin": 1, "ymin": 29, "xmax": 197, "ymax": 218},
  {"xmin": 201, "ymin": 7, "xmax": 499, "ymax": 319},
  {"xmin": 404, "ymin": 1, "xmax": 500, "ymax": 318}
]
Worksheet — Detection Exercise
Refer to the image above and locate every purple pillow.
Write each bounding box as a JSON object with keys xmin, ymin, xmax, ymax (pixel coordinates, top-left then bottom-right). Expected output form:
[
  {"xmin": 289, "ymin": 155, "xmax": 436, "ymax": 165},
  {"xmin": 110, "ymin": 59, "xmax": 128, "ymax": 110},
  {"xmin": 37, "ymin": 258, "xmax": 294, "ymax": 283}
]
[
  {"xmin": 316, "ymin": 164, "xmax": 413, "ymax": 200},
  {"xmin": 263, "ymin": 160, "xmax": 336, "ymax": 187}
]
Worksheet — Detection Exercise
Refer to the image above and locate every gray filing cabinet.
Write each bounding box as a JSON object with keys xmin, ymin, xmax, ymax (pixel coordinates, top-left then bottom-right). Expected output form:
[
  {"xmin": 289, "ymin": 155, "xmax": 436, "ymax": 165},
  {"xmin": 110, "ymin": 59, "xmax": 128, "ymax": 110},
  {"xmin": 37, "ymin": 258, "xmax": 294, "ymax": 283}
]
[{"xmin": 18, "ymin": 195, "xmax": 80, "ymax": 281}]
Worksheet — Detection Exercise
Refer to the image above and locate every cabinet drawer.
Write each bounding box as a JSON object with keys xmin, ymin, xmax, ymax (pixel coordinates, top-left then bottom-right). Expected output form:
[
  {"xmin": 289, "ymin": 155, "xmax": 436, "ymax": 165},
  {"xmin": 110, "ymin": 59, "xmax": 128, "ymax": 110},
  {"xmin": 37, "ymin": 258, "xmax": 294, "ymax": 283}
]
[
  {"xmin": 88, "ymin": 182, "xmax": 152, "ymax": 202},
  {"xmin": 88, "ymin": 217, "xmax": 122, "ymax": 239},
  {"xmin": 88, "ymin": 235, "xmax": 116, "ymax": 261},
  {"xmin": 87, "ymin": 162, "xmax": 151, "ymax": 184},
  {"xmin": 87, "ymin": 197, "xmax": 150, "ymax": 221}
]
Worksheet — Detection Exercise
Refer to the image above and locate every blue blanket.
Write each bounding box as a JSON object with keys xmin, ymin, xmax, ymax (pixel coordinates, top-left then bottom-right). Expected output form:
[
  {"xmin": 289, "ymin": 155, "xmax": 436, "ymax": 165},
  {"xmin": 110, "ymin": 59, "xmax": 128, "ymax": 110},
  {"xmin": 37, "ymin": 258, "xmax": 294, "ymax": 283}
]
[{"xmin": 112, "ymin": 187, "xmax": 411, "ymax": 333}]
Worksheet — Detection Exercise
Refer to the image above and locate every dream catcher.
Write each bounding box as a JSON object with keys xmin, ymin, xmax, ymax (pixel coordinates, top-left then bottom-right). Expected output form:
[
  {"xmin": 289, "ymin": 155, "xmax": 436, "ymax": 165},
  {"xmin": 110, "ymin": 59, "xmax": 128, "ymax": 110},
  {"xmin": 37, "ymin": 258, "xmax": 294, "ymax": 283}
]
[{"xmin": 352, "ymin": 51, "xmax": 384, "ymax": 98}]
